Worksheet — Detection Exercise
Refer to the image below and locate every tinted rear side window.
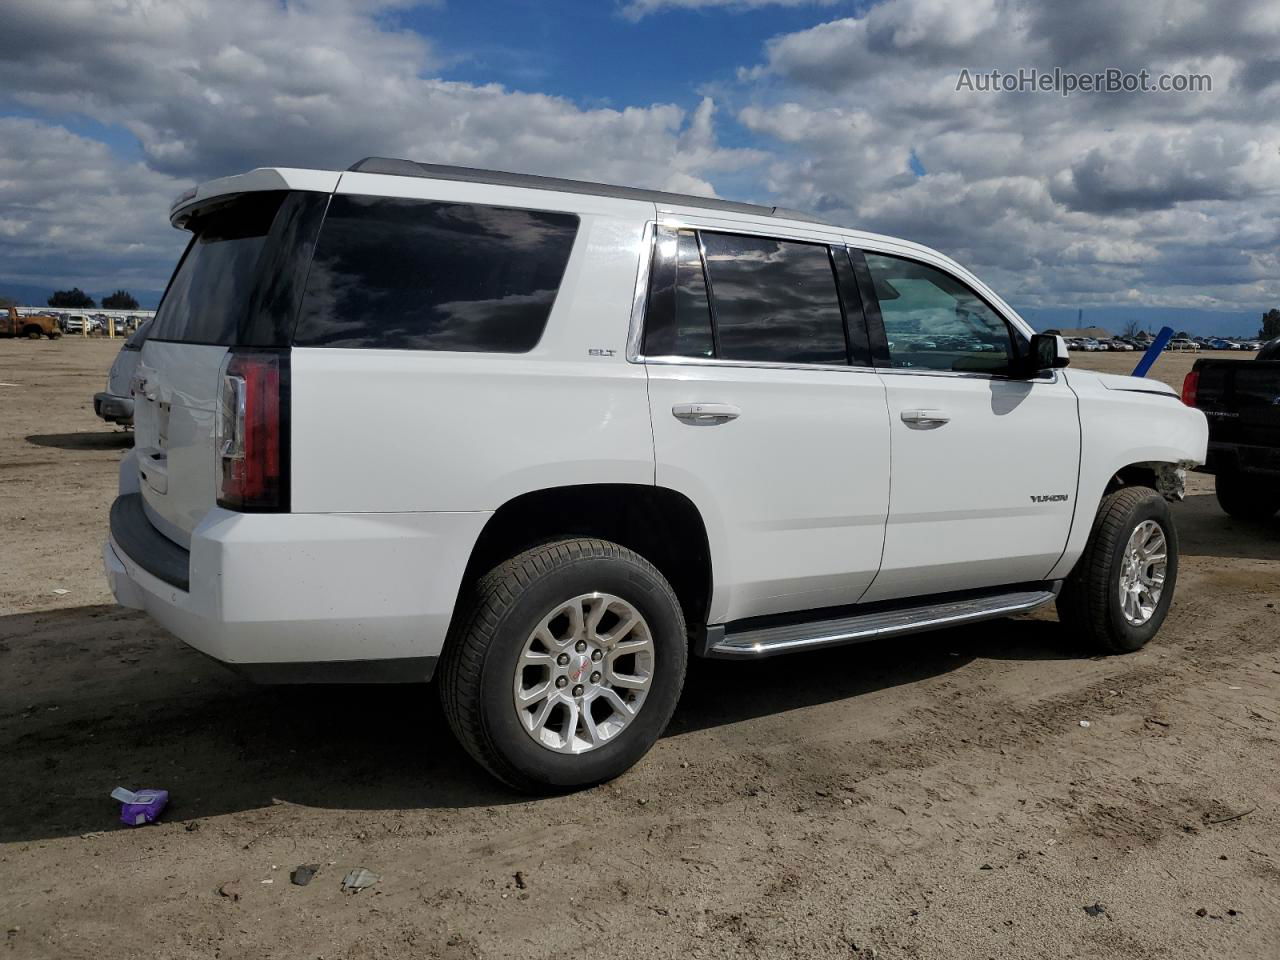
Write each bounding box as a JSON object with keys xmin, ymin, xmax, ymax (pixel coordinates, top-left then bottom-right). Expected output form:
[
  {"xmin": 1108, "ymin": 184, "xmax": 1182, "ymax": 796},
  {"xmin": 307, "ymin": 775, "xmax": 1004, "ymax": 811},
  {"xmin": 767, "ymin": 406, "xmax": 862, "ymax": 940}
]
[
  {"xmin": 293, "ymin": 195, "xmax": 578, "ymax": 352},
  {"xmin": 644, "ymin": 229, "xmax": 715, "ymax": 358},
  {"xmin": 150, "ymin": 192, "xmax": 284, "ymax": 345},
  {"xmin": 700, "ymin": 232, "xmax": 847, "ymax": 365}
]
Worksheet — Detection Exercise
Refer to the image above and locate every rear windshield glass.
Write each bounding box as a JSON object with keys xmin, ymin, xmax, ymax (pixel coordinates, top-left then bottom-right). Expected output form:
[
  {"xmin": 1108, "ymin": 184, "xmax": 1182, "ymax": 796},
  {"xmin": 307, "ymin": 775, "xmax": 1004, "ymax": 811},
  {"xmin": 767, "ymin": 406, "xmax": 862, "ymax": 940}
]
[
  {"xmin": 149, "ymin": 192, "xmax": 284, "ymax": 345},
  {"xmin": 292, "ymin": 195, "xmax": 579, "ymax": 352}
]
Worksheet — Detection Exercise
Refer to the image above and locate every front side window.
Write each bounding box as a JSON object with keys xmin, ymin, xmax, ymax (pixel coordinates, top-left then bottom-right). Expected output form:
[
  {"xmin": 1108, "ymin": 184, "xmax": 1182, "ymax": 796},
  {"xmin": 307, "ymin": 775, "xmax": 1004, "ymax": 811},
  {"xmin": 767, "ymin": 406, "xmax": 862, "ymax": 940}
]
[
  {"xmin": 863, "ymin": 252, "xmax": 1015, "ymax": 373},
  {"xmin": 293, "ymin": 196, "xmax": 579, "ymax": 352},
  {"xmin": 701, "ymin": 232, "xmax": 847, "ymax": 365}
]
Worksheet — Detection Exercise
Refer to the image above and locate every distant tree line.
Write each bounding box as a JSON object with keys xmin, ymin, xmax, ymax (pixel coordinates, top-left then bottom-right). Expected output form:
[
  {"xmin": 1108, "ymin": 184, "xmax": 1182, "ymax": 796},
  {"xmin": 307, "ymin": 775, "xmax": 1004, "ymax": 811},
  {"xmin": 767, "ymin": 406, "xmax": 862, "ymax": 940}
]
[
  {"xmin": 1262, "ymin": 309, "xmax": 1280, "ymax": 341},
  {"xmin": 42, "ymin": 288, "xmax": 140, "ymax": 310}
]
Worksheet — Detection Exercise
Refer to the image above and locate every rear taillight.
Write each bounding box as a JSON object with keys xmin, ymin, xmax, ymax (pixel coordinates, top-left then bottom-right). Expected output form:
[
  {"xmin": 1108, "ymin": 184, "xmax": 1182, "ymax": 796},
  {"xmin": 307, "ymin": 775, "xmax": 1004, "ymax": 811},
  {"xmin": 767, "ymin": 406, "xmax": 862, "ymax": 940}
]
[
  {"xmin": 216, "ymin": 350, "xmax": 289, "ymax": 511},
  {"xmin": 1181, "ymin": 370, "xmax": 1200, "ymax": 407}
]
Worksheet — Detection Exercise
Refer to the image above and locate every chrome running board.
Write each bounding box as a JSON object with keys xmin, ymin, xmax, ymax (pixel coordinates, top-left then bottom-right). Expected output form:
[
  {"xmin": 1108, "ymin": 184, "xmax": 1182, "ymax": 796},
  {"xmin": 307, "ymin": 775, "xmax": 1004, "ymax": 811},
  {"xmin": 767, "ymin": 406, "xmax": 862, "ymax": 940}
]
[{"xmin": 704, "ymin": 584, "xmax": 1060, "ymax": 659}]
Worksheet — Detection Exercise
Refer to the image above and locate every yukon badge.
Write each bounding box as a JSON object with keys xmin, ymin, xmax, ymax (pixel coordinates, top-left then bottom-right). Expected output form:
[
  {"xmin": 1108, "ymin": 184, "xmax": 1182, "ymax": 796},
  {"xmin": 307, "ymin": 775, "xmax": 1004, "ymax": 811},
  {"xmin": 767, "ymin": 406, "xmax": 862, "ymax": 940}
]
[{"xmin": 1030, "ymin": 493, "xmax": 1070, "ymax": 503}]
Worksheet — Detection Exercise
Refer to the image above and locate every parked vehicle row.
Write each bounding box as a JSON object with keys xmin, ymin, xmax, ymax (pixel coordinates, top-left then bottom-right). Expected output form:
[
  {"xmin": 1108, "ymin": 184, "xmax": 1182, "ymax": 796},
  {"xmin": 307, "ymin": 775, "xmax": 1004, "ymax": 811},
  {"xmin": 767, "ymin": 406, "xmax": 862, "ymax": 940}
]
[
  {"xmin": 60, "ymin": 314, "xmax": 101, "ymax": 334},
  {"xmin": 58, "ymin": 313, "xmax": 149, "ymax": 335},
  {"xmin": 1063, "ymin": 337, "xmax": 1138, "ymax": 352},
  {"xmin": 101, "ymin": 159, "xmax": 1209, "ymax": 791},
  {"xmin": 1202, "ymin": 337, "xmax": 1264, "ymax": 351},
  {"xmin": 1063, "ymin": 335, "xmax": 1264, "ymax": 353},
  {"xmin": 1172, "ymin": 337, "xmax": 1267, "ymax": 352}
]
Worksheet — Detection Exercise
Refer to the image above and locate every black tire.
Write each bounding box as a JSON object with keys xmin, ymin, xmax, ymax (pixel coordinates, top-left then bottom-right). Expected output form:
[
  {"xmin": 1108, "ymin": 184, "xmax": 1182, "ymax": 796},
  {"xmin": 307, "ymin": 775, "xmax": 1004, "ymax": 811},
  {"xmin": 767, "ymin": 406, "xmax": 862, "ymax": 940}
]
[
  {"xmin": 1214, "ymin": 470, "xmax": 1280, "ymax": 521},
  {"xmin": 25, "ymin": 327, "xmax": 41, "ymax": 340},
  {"xmin": 1057, "ymin": 485, "xmax": 1178, "ymax": 654},
  {"xmin": 48, "ymin": 331, "xmax": 61, "ymax": 339},
  {"xmin": 439, "ymin": 538, "xmax": 687, "ymax": 792}
]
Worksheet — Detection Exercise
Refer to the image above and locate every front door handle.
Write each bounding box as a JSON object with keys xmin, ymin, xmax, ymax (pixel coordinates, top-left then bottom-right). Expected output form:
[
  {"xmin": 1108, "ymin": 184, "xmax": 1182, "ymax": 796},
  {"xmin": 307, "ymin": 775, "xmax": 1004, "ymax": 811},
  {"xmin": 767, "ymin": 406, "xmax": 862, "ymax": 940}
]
[
  {"xmin": 901, "ymin": 408, "xmax": 950, "ymax": 426},
  {"xmin": 672, "ymin": 402, "xmax": 740, "ymax": 425}
]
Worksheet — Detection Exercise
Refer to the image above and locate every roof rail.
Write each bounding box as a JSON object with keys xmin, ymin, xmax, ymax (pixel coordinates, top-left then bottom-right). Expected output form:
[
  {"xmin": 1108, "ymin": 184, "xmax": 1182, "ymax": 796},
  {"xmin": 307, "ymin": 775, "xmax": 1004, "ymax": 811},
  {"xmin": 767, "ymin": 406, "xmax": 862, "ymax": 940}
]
[{"xmin": 346, "ymin": 157, "xmax": 833, "ymax": 226}]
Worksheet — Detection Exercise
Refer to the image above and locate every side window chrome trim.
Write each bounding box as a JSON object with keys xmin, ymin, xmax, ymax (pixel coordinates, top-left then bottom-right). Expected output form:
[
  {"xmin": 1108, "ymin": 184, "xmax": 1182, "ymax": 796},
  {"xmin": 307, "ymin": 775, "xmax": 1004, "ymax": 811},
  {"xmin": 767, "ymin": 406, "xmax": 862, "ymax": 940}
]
[
  {"xmin": 695, "ymin": 228, "xmax": 723, "ymax": 359},
  {"xmin": 626, "ymin": 220, "xmax": 656, "ymax": 363},
  {"xmin": 640, "ymin": 354, "xmax": 1055, "ymax": 383},
  {"xmin": 656, "ymin": 215, "xmax": 845, "ymax": 247},
  {"xmin": 640, "ymin": 355, "xmax": 883, "ymax": 374},
  {"xmin": 874, "ymin": 366, "xmax": 1060, "ymax": 384}
]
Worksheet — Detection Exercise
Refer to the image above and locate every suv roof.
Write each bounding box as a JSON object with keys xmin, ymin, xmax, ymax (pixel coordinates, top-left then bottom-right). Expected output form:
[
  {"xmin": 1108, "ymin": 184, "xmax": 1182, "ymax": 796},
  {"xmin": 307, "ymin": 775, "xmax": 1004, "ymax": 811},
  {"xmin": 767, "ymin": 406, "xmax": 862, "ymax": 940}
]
[{"xmin": 345, "ymin": 156, "xmax": 834, "ymax": 226}]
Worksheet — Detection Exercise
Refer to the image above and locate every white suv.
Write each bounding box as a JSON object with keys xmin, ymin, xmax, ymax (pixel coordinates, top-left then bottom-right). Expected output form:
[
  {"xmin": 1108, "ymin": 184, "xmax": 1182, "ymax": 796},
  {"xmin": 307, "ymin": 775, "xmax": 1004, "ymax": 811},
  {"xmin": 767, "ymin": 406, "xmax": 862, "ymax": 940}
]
[{"xmin": 105, "ymin": 158, "xmax": 1208, "ymax": 790}]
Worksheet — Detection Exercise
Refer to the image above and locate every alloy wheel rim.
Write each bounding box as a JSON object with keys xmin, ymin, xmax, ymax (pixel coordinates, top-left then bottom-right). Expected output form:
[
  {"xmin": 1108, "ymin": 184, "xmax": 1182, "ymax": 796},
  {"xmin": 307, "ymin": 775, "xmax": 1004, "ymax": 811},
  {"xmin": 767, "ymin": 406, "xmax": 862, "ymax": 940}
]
[
  {"xmin": 512, "ymin": 593, "xmax": 655, "ymax": 754},
  {"xmin": 1118, "ymin": 519, "xmax": 1167, "ymax": 626}
]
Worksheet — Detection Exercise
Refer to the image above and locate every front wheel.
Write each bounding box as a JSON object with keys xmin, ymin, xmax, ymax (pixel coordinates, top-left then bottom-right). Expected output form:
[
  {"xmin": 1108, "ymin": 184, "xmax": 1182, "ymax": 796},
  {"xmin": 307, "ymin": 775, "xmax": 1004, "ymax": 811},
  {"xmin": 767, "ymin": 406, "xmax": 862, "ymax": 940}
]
[
  {"xmin": 439, "ymin": 538, "xmax": 687, "ymax": 792},
  {"xmin": 1057, "ymin": 485, "xmax": 1178, "ymax": 653}
]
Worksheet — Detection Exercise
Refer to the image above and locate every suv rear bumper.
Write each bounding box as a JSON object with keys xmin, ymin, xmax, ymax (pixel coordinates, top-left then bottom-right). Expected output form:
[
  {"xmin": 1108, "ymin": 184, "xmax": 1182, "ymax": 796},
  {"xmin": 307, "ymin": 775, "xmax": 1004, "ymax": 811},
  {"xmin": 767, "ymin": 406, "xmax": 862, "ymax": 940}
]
[{"xmin": 104, "ymin": 495, "xmax": 491, "ymax": 683}]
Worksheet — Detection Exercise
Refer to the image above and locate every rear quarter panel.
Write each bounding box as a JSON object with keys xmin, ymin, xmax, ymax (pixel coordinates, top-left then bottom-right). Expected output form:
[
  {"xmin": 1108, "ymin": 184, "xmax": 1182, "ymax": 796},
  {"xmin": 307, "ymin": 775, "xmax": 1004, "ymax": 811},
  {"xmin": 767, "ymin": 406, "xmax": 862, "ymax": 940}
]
[{"xmin": 289, "ymin": 193, "xmax": 655, "ymax": 514}]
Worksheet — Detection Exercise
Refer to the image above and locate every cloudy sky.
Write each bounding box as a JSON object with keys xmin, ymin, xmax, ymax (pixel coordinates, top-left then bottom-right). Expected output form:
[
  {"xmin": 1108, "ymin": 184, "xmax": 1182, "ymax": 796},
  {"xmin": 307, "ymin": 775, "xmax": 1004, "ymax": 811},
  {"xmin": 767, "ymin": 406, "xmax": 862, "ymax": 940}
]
[{"xmin": 3, "ymin": 0, "xmax": 1279, "ymax": 334}]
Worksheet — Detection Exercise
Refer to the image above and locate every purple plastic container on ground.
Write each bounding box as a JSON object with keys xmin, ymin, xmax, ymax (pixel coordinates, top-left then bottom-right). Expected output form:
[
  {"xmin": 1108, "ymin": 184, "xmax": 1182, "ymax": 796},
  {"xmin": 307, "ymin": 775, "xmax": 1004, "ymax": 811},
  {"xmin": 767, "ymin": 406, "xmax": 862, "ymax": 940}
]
[{"xmin": 110, "ymin": 786, "xmax": 169, "ymax": 826}]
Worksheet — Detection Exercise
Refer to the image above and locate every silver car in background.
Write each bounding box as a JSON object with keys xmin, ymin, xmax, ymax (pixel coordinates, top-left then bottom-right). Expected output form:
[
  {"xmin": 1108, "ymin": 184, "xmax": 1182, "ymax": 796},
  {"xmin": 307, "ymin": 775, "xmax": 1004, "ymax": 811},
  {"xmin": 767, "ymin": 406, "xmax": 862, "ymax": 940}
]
[{"xmin": 93, "ymin": 319, "xmax": 152, "ymax": 426}]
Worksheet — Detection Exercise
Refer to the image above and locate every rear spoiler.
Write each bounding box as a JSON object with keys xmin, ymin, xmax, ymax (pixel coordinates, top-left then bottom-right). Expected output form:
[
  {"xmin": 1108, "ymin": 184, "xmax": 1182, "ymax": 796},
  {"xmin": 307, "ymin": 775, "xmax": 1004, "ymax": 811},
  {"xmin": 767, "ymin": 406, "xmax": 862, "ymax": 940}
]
[{"xmin": 170, "ymin": 168, "xmax": 341, "ymax": 228}]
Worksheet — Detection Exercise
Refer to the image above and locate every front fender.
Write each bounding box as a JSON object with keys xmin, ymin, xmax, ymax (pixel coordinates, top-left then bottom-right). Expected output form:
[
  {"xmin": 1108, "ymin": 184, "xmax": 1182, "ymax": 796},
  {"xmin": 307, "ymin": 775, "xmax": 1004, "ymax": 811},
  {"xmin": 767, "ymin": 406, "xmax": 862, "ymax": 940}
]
[{"xmin": 1047, "ymin": 371, "xmax": 1207, "ymax": 581}]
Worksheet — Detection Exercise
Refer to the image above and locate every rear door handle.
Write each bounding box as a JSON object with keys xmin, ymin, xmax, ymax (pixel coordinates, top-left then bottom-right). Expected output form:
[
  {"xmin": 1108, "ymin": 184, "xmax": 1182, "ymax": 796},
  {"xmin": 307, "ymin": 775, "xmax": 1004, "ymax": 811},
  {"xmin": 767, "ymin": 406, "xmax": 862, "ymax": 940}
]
[
  {"xmin": 672, "ymin": 402, "xmax": 740, "ymax": 425},
  {"xmin": 901, "ymin": 408, "xmax": 950, "ymax": 426}
]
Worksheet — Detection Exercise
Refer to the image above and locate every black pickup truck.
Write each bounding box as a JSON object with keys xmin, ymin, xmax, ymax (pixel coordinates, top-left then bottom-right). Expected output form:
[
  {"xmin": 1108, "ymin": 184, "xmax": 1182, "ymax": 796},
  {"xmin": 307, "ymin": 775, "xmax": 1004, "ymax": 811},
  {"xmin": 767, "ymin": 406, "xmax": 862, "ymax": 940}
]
[{"xmin": 1185, "ymin": 338, "xmax": 1280, "ymax": 519}]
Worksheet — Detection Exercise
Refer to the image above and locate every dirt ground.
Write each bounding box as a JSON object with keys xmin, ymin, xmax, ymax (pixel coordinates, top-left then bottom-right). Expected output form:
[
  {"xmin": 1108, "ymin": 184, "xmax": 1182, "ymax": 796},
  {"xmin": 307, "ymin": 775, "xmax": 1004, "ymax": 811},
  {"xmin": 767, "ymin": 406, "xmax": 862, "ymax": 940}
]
[{"xmin": 1, "ymin": 339, "xmax": 1277, "ymax": 960}]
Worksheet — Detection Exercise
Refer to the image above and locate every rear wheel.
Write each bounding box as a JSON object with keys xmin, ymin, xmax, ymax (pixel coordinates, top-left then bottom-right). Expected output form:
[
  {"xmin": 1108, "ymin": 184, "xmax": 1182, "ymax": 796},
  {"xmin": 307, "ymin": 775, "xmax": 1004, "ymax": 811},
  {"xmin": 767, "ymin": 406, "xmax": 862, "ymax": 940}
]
[
  {"xmin": 439, "ymin": 538, "xmax": 687, "ymax": 792},
  {"xmin": 25, "ymin": 327, "xmax": 41, "ymax": 340},
  {"xmin": 1215, "ymin": 470, "xmax": 1280, "ymax": 521},
  {"xmin": 1057, "ymin": 486, "xmax": 1178, "ymax": 653}
]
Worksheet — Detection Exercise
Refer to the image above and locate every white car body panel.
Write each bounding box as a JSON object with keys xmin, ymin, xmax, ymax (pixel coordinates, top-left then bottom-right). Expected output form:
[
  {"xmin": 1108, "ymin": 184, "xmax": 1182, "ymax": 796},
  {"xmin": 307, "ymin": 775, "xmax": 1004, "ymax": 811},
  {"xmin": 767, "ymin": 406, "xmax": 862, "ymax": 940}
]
[
  {"xmin": 861, "ymin": 370, "xmax": 1079, "ymax": 602},
  {"xmin": 290, "ymin": 349, "xmax": 654, "ymax": 513},
  {"xmin": 1046, "ymin": 370, "xmax": 1207, "ymax": 580},
  {"xmin": 647, "ymin": 361, "xmax": 890, "ymax": 624},
  {"xmin": 132, "ymin": 342, "xmax": 229, "ymax": 547},
  {"xmin": 291, "ymin": 172, "xmax": 655, "ymax": 514},
  {"xmin": 107, "ymin": 466, "xmax": 487, "ymax": 666},
  {"xmin": 170, "ymin": 167, "xmax": 341, "ymax": 224}
]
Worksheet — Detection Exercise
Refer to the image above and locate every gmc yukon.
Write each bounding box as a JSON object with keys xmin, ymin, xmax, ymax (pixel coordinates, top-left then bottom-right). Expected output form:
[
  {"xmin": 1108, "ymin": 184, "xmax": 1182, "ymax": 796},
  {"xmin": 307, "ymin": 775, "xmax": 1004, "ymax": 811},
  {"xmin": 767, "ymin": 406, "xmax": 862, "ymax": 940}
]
[{"xmin": 105, "ymin": 160, "xmax": 1209, "ymax": 790}]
